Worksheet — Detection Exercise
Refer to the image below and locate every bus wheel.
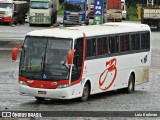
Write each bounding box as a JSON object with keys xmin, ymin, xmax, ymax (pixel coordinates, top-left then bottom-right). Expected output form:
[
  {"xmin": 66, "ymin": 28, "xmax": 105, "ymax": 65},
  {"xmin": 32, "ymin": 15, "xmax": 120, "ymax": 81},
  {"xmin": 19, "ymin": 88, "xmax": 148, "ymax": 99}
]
[
  {"xmin": 35, "ymin": 97, "xmax": 45, "ymax": 101},
  {"xmin": 124, "ymin": 74, "xmax": 135, "ymax": 93},
  {"xmin": 80, "ymin": 83, "xmax": 90, "ymax": 102}
]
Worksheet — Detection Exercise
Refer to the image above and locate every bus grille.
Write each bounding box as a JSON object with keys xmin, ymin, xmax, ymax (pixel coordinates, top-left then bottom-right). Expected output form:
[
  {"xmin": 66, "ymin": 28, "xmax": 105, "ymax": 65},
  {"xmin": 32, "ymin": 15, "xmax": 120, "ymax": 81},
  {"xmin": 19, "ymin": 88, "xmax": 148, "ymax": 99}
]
[
  {"xmin": 35, "ymin": 13, "xmax": 44, "ymax": 22},
  {"xmin": 67, "ymin": 14, "xmax": 82, "ymax": 23}
]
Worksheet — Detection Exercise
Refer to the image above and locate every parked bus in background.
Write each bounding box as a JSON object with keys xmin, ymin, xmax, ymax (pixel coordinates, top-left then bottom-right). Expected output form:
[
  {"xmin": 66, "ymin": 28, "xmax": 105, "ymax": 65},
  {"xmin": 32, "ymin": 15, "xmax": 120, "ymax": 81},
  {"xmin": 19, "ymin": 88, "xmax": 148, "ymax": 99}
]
[
  {"xmin": 121, "ymin": 0, "xmax": 127, "ymax": 20},
  {"xmin": 12, "ymin": 23, "xmax": 151, "ymax": 102}
]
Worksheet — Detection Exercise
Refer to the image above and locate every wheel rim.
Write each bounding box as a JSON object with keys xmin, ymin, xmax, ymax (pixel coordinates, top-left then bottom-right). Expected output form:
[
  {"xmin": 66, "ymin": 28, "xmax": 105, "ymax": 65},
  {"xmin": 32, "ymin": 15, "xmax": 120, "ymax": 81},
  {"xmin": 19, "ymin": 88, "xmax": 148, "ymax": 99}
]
[
  {"xmin": 83, "ymin": 86, "xmax": 88, "ymax": 97},
  {"xmin": 129, "ymin": 81, "xmax": 133, "ymax": 91}
]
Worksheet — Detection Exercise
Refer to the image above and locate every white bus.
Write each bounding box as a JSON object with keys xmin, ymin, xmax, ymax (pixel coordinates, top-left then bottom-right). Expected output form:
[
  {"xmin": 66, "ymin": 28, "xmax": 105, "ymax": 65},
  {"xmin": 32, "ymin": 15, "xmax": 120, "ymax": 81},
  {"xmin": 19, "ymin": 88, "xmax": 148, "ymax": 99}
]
[
  {"xmin": 12, "ymin": 23, "xmax": 151, "ymax": 101},
  {"xmin": 121, "ymin": 0, "xmax": 127, "ymax": 20}
]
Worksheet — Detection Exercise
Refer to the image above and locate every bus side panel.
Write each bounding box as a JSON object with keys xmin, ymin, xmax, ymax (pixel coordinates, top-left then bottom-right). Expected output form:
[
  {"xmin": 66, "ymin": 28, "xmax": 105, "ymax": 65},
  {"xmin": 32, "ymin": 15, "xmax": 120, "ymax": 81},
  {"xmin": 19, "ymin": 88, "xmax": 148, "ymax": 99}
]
[{"xmin": 83, "ymin": 51, "xmax": 150, "ymax": 95}]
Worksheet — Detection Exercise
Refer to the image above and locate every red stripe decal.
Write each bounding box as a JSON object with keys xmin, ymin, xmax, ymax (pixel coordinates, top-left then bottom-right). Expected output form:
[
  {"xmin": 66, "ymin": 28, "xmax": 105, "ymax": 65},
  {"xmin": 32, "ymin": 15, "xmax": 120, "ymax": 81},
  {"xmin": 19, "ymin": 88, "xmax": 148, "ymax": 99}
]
[{"xmin": 99, "ymin": 58, "xmax": 117, "ymax": 91}]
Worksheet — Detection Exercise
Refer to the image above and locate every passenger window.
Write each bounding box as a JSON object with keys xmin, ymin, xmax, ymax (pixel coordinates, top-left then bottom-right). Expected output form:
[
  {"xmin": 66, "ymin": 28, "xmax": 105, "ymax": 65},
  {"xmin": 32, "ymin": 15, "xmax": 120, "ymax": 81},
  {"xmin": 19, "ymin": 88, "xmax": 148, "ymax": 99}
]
[
  {"xmin": 108, "ymin": 36, "xmax": 119, "ymax": 53},
  {"xmin": 86, "ymin": 38, "xmax": 96, "ymax": 57},
  {"xmin": 97, "ymin": 37, "xmax": 108, "ymax": 55},
  {"xmin": 141, "ymin": 32, "xmax": 150, "ymax": 50},
  {"xmin": 131, "ymin": 34, "xmax": 140, "ymax": 51},
  {"xmin": 103, "ymin": 37, "xmax": 109, "ymax": 55},
  {"xmin": 120, "ymin": 35, "xmax": 130, "ymax": 52}
]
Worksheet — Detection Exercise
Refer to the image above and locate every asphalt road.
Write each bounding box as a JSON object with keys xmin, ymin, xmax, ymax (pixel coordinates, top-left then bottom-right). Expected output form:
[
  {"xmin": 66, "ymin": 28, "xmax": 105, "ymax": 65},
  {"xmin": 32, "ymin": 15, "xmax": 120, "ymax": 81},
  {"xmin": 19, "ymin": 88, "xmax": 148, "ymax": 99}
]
[{"xmin": 0, "ymin": 21, "xmax": 160, "ymax": 119}]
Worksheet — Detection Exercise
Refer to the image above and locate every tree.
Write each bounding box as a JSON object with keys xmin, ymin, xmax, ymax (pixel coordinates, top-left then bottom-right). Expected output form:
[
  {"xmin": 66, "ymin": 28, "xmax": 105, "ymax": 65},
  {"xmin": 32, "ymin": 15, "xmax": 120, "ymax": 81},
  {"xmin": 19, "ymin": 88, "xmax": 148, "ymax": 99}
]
[
  {"xmin": 126, "ymin": 0, "xmax": 132, "ymax": 8},
  {"xmin": 59, "ymin": 0, "xmax": 64, "ymax": 5}
]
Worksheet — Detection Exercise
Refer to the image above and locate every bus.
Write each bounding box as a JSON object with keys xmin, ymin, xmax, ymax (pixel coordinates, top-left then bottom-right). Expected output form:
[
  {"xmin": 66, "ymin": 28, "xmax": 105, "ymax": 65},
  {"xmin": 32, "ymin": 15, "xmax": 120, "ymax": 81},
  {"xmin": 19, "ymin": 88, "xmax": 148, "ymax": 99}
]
[{"xmin": 12, "ymin": 23, "xmax": 151, "ymax": 101}]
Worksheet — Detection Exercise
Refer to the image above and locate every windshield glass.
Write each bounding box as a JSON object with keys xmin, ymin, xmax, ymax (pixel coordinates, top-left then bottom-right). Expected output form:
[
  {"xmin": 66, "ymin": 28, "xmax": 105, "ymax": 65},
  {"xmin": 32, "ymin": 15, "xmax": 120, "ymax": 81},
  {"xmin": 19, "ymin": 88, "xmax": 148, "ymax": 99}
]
[
  {"xmin": 20, "ymin": 36, "xmax": 72, "ymax": 80},
  {"xmin": 64, "ymin": 3, "xmax": 85, "ymax": 12},
  {"xmin": 30, "ymin": 2, "xmax": 50, "ymax": 9},
  {"xmin": 0, "ymin": 3, "xmax": 12, "ymax": 9}
]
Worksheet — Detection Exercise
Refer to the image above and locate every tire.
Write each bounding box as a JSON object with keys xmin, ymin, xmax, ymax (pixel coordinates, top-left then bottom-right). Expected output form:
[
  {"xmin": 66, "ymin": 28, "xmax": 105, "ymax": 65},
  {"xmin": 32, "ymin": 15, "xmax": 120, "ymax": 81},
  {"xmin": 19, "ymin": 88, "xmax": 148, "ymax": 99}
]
[
  {"xmin": 80, "ymin": 83, "xmax": 90, "ymax": 102},
  {"xmin": 35, "ymin": 97, "xmax": 45, "ymax": 101},
  {"xmin": 124, "ymin": 74, "xmax": 135, "ymax": 93}
]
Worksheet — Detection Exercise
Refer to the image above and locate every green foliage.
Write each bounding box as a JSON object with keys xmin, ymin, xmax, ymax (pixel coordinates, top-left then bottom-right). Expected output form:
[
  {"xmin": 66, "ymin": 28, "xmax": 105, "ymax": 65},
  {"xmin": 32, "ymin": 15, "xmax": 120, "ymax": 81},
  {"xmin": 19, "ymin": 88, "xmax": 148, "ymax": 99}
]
[
  {"xmin": 58, "ymin": 4, "xmax": 64, "ymax": 15},
  {"xmin": 127, "ymin": 6, "xmax": 139, "ymax": 21}
]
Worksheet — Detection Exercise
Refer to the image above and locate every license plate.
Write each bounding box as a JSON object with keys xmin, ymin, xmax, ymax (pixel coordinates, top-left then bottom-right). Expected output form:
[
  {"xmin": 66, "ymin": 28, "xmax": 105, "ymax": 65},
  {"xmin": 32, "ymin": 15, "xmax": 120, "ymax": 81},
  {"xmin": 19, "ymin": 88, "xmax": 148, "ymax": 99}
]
[{"xmin": 38, "ymin": 91, "xmax": 46, "ymax": 95}]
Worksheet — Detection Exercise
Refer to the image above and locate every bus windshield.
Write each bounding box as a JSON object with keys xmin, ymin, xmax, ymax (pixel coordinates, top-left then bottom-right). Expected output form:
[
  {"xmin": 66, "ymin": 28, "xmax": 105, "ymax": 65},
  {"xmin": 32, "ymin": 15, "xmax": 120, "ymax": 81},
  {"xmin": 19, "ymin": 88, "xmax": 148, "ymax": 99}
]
[
  {"xmin": 0, "ymin": 3, "xmax": 12, "ymax": 9},
  {"xmin": 30, "ymin": 2, "xmax": 50, "ymax": 9},
  {"xmin": 64, "ymin": 3, "xmax": 85, "ymax": 12},
  {"xmin": 19, "ymin": 36, "xmax": 72, "ymax": 80}
]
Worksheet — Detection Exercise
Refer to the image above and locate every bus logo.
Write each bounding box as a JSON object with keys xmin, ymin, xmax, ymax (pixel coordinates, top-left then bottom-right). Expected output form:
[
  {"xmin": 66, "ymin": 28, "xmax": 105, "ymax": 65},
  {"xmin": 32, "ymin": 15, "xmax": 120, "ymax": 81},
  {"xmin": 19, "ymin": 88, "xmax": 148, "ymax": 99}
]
[
  {"xmin": 99, "ymin": 58, "xmax": 117, "ymax": 91},
  {"xmin": 141, "ymin": 54, "xmax": 148, "ymax": 64}
]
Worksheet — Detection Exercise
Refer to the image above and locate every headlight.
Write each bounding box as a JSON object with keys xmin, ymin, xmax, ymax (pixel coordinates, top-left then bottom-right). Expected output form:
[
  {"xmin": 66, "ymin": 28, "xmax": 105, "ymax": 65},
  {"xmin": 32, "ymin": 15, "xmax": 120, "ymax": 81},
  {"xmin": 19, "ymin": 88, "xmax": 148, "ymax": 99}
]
[
  {"xmin": 19, "ymin": 81, "xmax": 28, "ymax": 86},
  {"xmin": 57, "ymin": 84, "xmax": 69, "ymax": 88}
]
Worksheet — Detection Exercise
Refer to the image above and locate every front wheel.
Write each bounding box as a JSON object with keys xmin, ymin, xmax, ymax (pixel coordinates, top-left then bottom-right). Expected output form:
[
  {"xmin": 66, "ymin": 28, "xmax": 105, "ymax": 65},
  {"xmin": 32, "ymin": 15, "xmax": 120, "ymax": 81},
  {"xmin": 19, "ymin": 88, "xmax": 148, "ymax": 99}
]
[
  {"xmin": 35, "ymin": 97, "xmax": 45, "ymax": 101},
  {"xmin": 124, "ymin": 74, "xmax": 135, "ymax": 93},
  {"xmin": 80, "ymin": 83, "xmax": 90, "ymax": 102}
]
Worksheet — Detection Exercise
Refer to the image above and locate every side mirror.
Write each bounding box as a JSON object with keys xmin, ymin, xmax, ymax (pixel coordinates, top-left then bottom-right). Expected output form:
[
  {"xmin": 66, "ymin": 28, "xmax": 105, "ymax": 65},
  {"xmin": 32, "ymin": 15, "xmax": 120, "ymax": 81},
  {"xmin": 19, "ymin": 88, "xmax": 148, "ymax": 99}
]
[
  {"xmin": 67, "ymin": 49, "xmax": 76, "ymax": 65},
  {"xmin": 12, "ymin": 44, "xmax": 22, "ymax": 62}
]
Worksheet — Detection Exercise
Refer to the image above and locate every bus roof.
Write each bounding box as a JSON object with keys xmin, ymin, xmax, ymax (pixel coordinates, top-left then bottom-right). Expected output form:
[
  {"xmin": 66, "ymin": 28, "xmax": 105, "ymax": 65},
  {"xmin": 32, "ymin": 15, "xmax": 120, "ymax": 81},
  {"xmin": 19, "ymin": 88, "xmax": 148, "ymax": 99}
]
[{"xmin": 27, "ymin": 23, "xmax": 150, "ymax": 39}]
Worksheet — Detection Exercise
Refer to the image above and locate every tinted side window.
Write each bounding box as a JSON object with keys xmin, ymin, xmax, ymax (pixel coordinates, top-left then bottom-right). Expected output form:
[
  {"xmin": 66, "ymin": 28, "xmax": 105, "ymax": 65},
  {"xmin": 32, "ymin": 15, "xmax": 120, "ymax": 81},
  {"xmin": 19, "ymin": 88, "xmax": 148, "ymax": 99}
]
[
  {"xmin": 97, "ymin": 37, "xmax": 108, "ymax": 55},
  {"xmin": 103, "ymin": 37, "xmax": 109, "ymax": 55},
  {"xmin": 131, "ymin": 34, "xmax": 140, "ymax": 51},
  {"xmin": 120, "ymin": 35, "xmax": 130, "ymax": 52},
  {"xmin": 86, "ymin": 38, "xmax": 96, "ymax": 57},
  {"xmin": 141, "ymin": 32, "xmax": 150, "ymax": 50},
  {"xmin": 108, "ymin": 36, "xmax": 119, "ymax": 53}
]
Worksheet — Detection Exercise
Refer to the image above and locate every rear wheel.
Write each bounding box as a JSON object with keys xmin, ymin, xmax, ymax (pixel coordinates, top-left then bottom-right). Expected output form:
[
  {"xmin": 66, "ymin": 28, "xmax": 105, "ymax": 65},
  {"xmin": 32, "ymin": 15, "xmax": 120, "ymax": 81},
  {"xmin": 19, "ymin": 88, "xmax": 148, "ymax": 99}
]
[
  {"xmin": 124, "ymin": 74, "xmax": 135, "ymax": 93},
  {"xmin": 80, "ymin": 83, "xmax": 90, "ymax": 102}
]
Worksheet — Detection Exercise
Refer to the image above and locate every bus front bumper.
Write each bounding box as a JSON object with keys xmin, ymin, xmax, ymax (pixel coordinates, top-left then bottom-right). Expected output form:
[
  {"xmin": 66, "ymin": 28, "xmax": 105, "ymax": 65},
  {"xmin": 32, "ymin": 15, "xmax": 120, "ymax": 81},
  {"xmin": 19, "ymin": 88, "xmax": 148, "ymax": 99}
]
[{"xmin": 19, "ymin": 84, "xmax": 73, "ymax": 99}]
